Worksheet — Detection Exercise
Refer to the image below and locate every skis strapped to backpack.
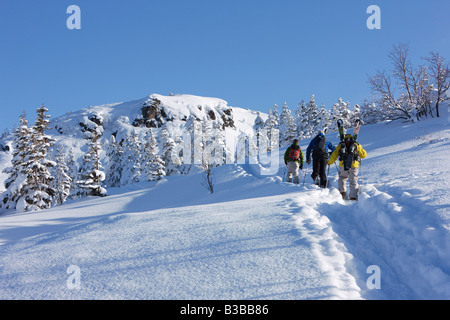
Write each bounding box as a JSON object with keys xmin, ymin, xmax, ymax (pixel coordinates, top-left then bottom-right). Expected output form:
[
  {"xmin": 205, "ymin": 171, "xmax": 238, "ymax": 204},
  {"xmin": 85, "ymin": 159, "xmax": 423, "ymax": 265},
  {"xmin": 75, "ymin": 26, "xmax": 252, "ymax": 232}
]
[
  {"xmin": 337, "ymin": 119, "xmax": 345, "ymax": 142},
  {"xmin": 337, "ymin": 119, "xmax": 362, "ymax": 142},
  {"xmin": 337, "ymin": 119, "xmax": 362, "ymax": 171},
  {"xmin": 353, "ymin": 119, "xmax": 362, "ymax": 141}
]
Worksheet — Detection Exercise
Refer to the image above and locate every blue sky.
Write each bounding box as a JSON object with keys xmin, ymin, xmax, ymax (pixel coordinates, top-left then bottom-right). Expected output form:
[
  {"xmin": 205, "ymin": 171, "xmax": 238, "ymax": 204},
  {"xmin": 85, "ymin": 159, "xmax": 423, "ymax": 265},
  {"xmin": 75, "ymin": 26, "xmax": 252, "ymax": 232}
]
[{"xmin": 0, "ymin": 0, "xmax": 449, "ymax": 132}]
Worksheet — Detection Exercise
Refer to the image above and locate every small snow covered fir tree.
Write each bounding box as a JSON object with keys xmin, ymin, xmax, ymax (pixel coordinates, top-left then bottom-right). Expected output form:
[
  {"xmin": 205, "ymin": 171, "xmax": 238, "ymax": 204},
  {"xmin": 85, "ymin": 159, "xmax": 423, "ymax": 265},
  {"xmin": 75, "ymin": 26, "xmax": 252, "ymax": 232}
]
[
  {"xmin": 78, "ymin": 128, "xmax": 106, "ymax": 197},
  {"xmin": 200, "ymin": 118, "xmax": 213, "ymax": 165},
  {"xmin": 264, "ymin": 109, "xmax": 278, "ymax": 151},
  {"xmin": 192, "ymin": 118, "xmax": 204, "ymax": 166},
  {"xmin": 142, "ymin": 128, "xmax": 165, "ymax": 181},
  {"xmin": 265, "ymin": 107, "xmax": 279, "ymax": 132},
  {"xmin": 271, "ymin": 104, "xmax": 279, "ymax": 128},
  {"xmin": 105, "ymin": 135, "xmax": 123, "ymax": 188},
  {"xmin": 183, "ymin": 115, "xmax": 197, "ymax": 168},
  {"xmin": 120, "ymin": 130, "xmax": 142, "ymax": 185},
  {"xmin": 212, "ymin": 124, "xmax": 230, "ymax": 166},
  {"xmin": 0, "ymin": 111, "xmax": 31, "ymax": 211},
  {"xmin": 18, "ymin": 105, "xmax": 57, "ymax": 212},
  {"xmin": 150, "ymin": 152, "xmax": 166, "ymax": 181},
  {"xmin": 160, "ymin": 126, "xmax": 179, "ymax": 176},
  {"xmin": 296, "ymin": 95, "xmax": 320, "ymax": 139},
  {"xmin": 317, "ymin": 103, "xmax": 330, "ymax": 133},
  {"xmin": 66, "ymin": 148, "xmax": 79, "ymax": 198},
  {"xmin": 172, "ymin": 135, "xmax": 185, "ymax": 173},
  {"xmin": 199, "ymin": 118, "xmax": 215, "ymax": 193},
  {"xmin": 279, "ymin": 102, "xmax": 297, "ymax": 145},
  {"xmin": 295, "ymin": 100, "xmax": 308, "ymax": 140},
  {"xmin": 53, "ymin": 145, "xmax": 71, "ymax": 205},
  {"xmin": 253, "ymin": 111, "xmax": 265, "ymax": 132},
  {"xmin": 306, "ymin": 95, "xmax": 320, "ymax": 135}
]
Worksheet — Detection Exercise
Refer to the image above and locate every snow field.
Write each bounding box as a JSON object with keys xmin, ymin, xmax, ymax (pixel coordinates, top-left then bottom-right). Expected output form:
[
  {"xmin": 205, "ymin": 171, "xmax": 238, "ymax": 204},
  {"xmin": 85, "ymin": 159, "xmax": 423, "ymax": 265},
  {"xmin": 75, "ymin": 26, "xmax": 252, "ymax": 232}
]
[
  {"xmin": 3, "ymin": 158, "xmax": 448, "ymax": 299},
  {"xmin": 0, "ymin": 167, "xmax": 339, "ymax": 300}
]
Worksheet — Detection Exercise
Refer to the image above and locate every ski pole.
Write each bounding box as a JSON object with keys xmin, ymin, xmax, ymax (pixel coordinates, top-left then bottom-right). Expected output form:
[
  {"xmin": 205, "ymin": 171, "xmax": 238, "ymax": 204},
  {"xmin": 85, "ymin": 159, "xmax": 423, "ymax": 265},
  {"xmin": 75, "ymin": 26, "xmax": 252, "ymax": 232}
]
[
  {"xmin": 334, "ymin": 162, "xmax": 340, "ymax": 180},
  {"xmin": 325, "ymin": 164, "xmax": 330, "ymax": 188},
  {"xmin": 359, "ymin": 159, "xmax": 364, "ymax": 194},
  {"xmin": 303, "ymin": 163, "xmax": 308, "ymax": 186}
]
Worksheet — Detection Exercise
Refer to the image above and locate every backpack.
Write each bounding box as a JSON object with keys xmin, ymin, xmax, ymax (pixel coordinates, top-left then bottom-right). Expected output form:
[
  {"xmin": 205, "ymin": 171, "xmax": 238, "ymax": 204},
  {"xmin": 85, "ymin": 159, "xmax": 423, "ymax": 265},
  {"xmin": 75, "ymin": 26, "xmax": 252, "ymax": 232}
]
[
  {"xmin": 289, "ymin": 145, "xmax": 301, "ymax": 161},
  {"xmin": 339, "ymin": 140, "xmax": 359, "ymax": 171},
  {"xmin": 312, "ymin": 135, "xmax": 327, "ymax": 157}
]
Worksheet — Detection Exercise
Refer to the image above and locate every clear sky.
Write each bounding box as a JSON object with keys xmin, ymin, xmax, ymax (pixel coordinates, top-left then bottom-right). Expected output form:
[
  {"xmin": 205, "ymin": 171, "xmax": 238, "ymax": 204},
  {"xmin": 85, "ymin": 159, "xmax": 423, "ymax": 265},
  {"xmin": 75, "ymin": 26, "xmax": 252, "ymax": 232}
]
[{"xmin": 1, "ymin": 0, "xmax": 449, "ymax": 132}]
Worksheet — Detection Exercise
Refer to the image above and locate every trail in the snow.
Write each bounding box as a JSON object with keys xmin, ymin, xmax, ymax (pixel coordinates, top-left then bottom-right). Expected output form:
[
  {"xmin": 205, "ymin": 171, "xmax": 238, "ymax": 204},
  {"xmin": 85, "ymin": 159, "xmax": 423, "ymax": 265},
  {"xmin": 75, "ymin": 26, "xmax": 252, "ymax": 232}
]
[
  {"xmin": 283, "ymin": 188, "xmax": 362, "ymax": 300},
  {"xmin": 288, "ymin": 178, "xmax": 450, "ymax": 300}
]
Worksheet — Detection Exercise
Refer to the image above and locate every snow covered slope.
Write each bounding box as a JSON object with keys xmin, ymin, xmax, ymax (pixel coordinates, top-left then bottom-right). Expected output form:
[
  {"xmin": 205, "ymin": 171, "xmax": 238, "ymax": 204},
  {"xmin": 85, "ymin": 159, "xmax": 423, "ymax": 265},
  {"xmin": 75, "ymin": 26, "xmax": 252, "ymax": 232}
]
[
  {"xmin": 0, "ymin": 93, "xmax": 264, "ymax": 195},
  {"xmin": 0, "ymin": 167, "xmax": 361, "ymax": 300},
  {"xmin": 46, "ymin": 92, "xmax": 262, "ymax": 153},
  {"xmin": 0, "ymin": 100, "xmax": 449, "ymax": 300}
]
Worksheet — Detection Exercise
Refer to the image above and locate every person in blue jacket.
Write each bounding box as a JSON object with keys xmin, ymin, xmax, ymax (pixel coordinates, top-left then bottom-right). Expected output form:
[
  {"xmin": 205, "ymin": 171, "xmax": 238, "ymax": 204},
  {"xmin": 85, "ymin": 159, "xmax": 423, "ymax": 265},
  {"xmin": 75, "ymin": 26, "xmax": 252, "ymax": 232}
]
[{"xmin": 306, "ymin": 131, "xmax": 335, "ymax": 188}]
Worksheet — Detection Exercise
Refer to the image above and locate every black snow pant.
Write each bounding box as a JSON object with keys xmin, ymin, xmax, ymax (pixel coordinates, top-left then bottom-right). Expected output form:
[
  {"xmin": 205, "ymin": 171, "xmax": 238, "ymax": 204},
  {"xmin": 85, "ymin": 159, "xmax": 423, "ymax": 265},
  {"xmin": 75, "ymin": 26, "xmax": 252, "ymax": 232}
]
[{"xmin": 311, "ymin": 155, "xmax": 328, "ymax": 188}]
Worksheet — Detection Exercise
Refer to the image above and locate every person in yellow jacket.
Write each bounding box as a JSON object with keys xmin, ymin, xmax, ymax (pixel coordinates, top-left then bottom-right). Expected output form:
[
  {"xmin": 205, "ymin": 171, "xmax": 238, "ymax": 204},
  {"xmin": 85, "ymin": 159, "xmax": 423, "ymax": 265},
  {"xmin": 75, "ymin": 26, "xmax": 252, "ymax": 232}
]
[{"xmin": 328, "ymin": 134, "xmax": 367, "ymax": 200}]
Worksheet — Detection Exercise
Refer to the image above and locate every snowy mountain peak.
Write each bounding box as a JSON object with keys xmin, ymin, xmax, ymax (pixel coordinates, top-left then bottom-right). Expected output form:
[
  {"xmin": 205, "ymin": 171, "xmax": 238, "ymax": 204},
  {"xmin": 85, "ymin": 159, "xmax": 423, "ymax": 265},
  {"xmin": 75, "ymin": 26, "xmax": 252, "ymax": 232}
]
[
  {"xmin": 50, "ymin": 93, "xmax": 243, "ymax": 140},
  {"xmin": 132, "ymin": 93, "xmax": 235, "ymax": 129}
]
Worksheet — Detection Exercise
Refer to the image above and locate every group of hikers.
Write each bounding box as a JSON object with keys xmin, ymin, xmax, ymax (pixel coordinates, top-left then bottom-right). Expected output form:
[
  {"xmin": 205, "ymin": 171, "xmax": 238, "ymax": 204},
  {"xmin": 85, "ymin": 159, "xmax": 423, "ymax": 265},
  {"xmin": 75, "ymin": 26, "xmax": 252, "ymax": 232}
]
[{"xmin": 284, "ymin": 131, "xmax": 367, "ymax": 200}]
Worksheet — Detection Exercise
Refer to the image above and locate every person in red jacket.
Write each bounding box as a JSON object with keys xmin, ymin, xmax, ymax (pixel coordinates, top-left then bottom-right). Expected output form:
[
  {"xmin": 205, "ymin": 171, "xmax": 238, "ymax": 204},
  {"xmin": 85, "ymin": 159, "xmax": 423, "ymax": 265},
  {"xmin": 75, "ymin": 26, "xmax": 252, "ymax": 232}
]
[{"xmin": 284, "ymin": 139, "xmax": 304, "ymax": 184}]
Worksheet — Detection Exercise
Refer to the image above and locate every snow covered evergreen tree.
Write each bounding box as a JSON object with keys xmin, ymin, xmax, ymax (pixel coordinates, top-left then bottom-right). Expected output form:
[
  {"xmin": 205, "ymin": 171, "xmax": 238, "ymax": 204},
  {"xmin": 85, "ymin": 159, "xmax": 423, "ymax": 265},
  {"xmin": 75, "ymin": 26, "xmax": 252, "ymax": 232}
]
[
  {"xmin": 18, "ymin": 105, "xmax": 56, "ymax": 212},
  {"xmin": 254, "ymin": 112, "xmax": 267, "ymax": 154},
  {"xmin": 216, "ymin": 125, "xmax": 230, "ymax": 166},
  {"xmin": 264, "ymin": 107, "xmax": 279, "ymax": 131},
  {"xmin": 264, "ymin": 108, "xmax": 279, "ymax": 151},
  {"xmin": 302, "ymin": 95, "xmax": 320, "ymax": 138},
  {"xmin": 172, "ymin": 135, "xmax": 185, "ymax": 173},
  {"xmin": 142, "ymin": 128, "xmax": 166, "ymax": 181},
  {"xmin": 199, "ymin": 118, "xmax": 216, "ymax": 193},
  {"xmin": 105, "ymin": 135, "xmax": 123, "ymax": 188},
  {"xmin": 66, "ymin": 148, "xmax": 79, "ymax": 198},
  {"xmin": 192, "ymin": 118, "xmax": 204, "ymax": 166},
  {"xmin": 160, "ymin": 126, "xmax": 179, "ymax": 176},
  {"xmin": 183, "ymin": 115, "xmax": 199, "ymax": 169},
  {"xmin": 295, "ymin": 100, "xmax": 308, "ymax": 140},
  {"xmin": 317, "ymin": 103, "xmax": 331, "ymax": 133},
  {"xmin": 0, "ymin": 112, "xmax": 31, "ymax": 211},
  {"xmin": 53, "ymin": 145, "xmax": 71, "ymax": 206},
  {"xmin": 78, "ymin": 128, "xmax": 106, "ymax": 197},
  {"xmin": 279, "ymin": 102, "xmax": 297, "ymax": 146},
  {"xmin": 253, "ymin": 112, "xmax": 265, "ymax": 132},
  {"xmin": 200, "ymin": 118, "xmax": 213, "ymax": 166},
  {"xmin": 120, "ymin": 131, "xmax": 142, "ymax": 186},
  {"xmin": 272, "ymin": 104, "xmax": 279, "ymax": 128},
  {"xmin": 141, "ymin": 129, "xmax": 155, "ymax": 180}
]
